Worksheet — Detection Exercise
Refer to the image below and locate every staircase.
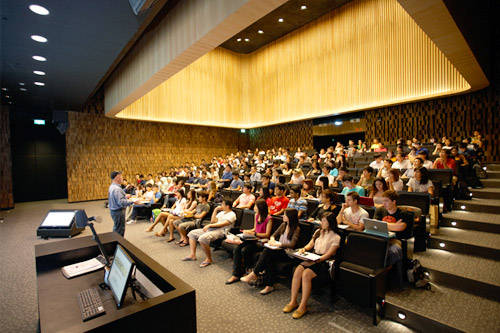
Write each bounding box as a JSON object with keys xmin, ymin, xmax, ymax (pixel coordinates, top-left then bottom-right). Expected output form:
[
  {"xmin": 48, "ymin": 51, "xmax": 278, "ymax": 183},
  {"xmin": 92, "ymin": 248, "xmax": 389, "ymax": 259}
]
[{"xmin": 384, "ymin": 164, "xmax": 500, "ymax": 332}]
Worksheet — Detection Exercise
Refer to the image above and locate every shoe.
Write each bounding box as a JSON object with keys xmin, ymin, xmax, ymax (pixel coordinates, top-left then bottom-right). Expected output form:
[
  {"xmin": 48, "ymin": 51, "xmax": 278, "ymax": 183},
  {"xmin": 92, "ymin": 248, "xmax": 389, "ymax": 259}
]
[
  {"xmin": 283, "ymin": 304, "xmax": 298, "ymax": 313},
  {"xmin": 200, "ymin": 261, "xmax": 212, "ymax": 268},
  {"xmin": 167, "ymin": 238, "xmax": 175, "ymax": 243},
  {"xmin": 260, "ymin": 287, "xmax": 274, "ymax": 295},
  {"xmin": 182, "ymin": 257, "xmax": 196, "ymax": 261},
  {"xmin": 292, "ymin": 309, "xmax": 307, "ymax": 319},
  {"xmin": 225, "ymin": 277, "xmax": 240, "ymax": 285},
  {"xmin": 126, "ymin": 220, "xmax": 136, "ymax": 224}
]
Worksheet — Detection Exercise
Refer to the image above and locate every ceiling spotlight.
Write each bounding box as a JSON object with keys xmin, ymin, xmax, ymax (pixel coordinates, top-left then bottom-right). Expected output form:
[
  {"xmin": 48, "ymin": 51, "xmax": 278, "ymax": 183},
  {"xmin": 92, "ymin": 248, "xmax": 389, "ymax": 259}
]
[
  {"xmin": 33, "ymin": 70, "xmax": 46, "ymax": 76},
  {"xmin": 8, "ymin": 101, "xmax": 12, "ymax": 104},
  {"xmin": 1, "ymin": 87, "xmax": 8, "ymax": 91},
  {"xmin": 278, "ymin": 18, "xmax": 284, "ymax": 23},
  {"xmin": 334, "ymin": 121, "xmax": 342, "ymax": 126},
  {"xmin": 258, "ymin": 30, "xmax": 264, "ymax": 34},
  {"xmin": 19, "ymin": 82, "xmax": 25, "ymax": 86},
  {"xmin": 236, "ymin": 38, "xmax": 241, "ymax": 42},
  {"xmin": 301, "ymin": 5, "xmax": 307, "ymax": 10},
  {"xmin": 244, "ymin": 38, "xmax": 249, "ymax": 42},
  {"xmin": 33, "ymin": 55, "xmax": 47, "ymax": 61},
  {"xmin": 20, "ymin": 88, "xmax": 27, "ymax": 91},
  {"xmin": 5, "ymin": 95, "xmax": 10, "ymax": 98},
  {"xmin": 29, "ymin": 4, "xmax": 50, "ymax": 15},
  {"xmin": 397, "ymin": 312, "xmax": 406, "ymax": 320},
  {"xmin": 34, "ymin": 82, "xmax": 45, "ymax": 86},
  {"xmin": 31, "ymin": 35, "xmax": 47, "ymax": 43}
]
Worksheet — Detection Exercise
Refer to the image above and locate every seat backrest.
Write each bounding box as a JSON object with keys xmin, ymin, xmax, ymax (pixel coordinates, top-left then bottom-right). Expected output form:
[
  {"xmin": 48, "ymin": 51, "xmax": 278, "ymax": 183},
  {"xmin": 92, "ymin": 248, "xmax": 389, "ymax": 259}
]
[
  {"xmin": 278, "ymin": 175, "xmax": 286, "ymax": 184},
  {"xmin": 397, "ymin": 191, "xmax": 430, "ymax": 215},
  {"xmin": 231, "ymin": 190, "xmax": 242, "ymax": 202},
  {"xmin": 306, "ymin": 199, "xmax": 319, "ymax": 218},
  {"xmin": 270, "ymin": 215, "xmax": 283, "ymax": 234},
  {"xmin": 360, "ymin": 205, "xmax": 376, "ymax": 219},
  {"xmin": 284, "ymin": 174, "xmax": 292, "ymax": 183},
  {"xmin": 240, "ymin": 209, "xmax": 256, "ymax": 230},
  {"xmin": 296, "ymin": 221, "xmax": 315, "ymax": 249},
  {"xmin": 343, "ymin": 232, "xmax": 388, "ymax": 270},
  {"xmin": 220, "ymin": 189, "xmax": 232, "ymax": 199},
  {"xmin": 428, "ymin": 169, "xmax": 453, "ymax": 187},
  {"xmin": 231, "ymin": 207, "xmax": 244, "ymax": 228},
  {"xmin": 395, "ymin": 209, "xmax": 414, "ymax": 240},
  {"xmin": 253, "ymin": 181, "xmax": 262, "ymax": 192}
]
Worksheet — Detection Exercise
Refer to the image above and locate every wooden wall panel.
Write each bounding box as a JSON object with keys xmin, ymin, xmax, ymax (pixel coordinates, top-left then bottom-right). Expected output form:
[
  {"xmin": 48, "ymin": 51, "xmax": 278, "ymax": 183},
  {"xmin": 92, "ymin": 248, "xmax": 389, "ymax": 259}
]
[
  {"xmin": 248, "ymin": 120, "xmax": 314, "ymax": 151},
  {"xmin": 67, "ymin": 93, "xmax": 240, "ymax": 202},
  {"xmin": 0, "ymin": 106, "xmax": 14, "ymax": 209}
]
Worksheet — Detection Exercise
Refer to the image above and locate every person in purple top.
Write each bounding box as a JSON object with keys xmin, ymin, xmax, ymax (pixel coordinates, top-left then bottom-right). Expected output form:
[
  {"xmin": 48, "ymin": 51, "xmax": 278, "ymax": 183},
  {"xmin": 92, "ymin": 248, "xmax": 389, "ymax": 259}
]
[{"xmin": 225, "ymin": 199, "xmax": 273, "ymax": 284}]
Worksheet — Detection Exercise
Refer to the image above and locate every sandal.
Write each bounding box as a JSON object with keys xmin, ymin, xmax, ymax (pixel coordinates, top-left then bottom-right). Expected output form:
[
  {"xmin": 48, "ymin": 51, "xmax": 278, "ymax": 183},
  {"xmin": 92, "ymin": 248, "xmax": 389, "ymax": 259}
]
[
  {"xmin": 182, "ymin": 257, "xmax": 196, "ymax": 261},
  {"xmin": 155, "ymin": 232, "xmax": 166, "ymax": 237},
  {"xmin": 199, "ymin": 261, "xmax": 212, "ymax": 268},
  {"xmin": 179, "ymin": 242, "xmax": 189, "ymax": 247}
]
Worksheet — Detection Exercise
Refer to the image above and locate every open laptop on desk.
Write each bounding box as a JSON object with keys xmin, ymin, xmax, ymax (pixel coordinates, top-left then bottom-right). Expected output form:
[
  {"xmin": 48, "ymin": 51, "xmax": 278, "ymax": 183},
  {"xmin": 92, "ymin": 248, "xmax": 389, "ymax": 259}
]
[{"xmin": 362, "ymin": 218, "xmax": 395, "ymax": 238}]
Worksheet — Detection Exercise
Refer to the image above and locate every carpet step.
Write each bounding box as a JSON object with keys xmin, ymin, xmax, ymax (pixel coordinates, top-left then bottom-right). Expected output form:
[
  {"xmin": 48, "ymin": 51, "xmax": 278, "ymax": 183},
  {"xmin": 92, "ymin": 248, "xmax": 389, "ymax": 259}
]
[
  {"xmin": 483, "ymin": 164, "xmax": 500, "ymax": 172},
  {"xmin": 470, "ymin": 188, "xmax": 500, "ymax": 199},
  {"xmin": 481, "ymin": 178, "xmax": 500, "ymax": 188},
  {"xmin": 442, "ymin": 211, "xmax": 500, "ymax": 234},
  {"xmin": 452, "ymin": 198, "xmax": 500, "ymax": 214},
  {"xmin": 486, "ymin": 171, "xmax": 500, "ymax": 179}
]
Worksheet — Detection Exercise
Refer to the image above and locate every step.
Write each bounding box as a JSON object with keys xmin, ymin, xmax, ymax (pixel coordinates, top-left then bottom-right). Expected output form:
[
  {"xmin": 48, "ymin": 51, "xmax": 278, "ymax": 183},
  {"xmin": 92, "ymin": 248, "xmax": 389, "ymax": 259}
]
[
  {"xmin": 428, "ymin": 228, "xmax": 500, "ymax": 260},
  {"xmin": 484, "ymin": 164, "xmax": 500, "ymax": 172},
  {"xmin": 471, "ymin": 187, "xmax": 500, "ymax": 199},
  {"xmin": 385, "ymin": 284, "xmax": 500, "ymax": 332},
  {"xmin": 452, "ymin": 198, "xmax": 500, "ymax": 214},
  {"xmin": 481, "ymin": 178, "xmax": 500, "ymax": 188},
  {"xmin": 486, "ymin": 171, "xmax": 500, "ymax": 179},
  {"xmin": 414, "ymin": 249, "xmax": 500, "ymax": 290},
  {"xmin": 442, "ymin": 211, "xmax": 500, "ymax": 233}
]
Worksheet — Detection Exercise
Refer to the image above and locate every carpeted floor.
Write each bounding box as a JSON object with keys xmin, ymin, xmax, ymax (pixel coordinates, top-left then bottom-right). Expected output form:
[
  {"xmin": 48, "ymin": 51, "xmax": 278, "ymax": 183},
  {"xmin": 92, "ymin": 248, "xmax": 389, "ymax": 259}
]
[{"xmin": 0, "ymin": 199, "xmax": 416, "ymax": 333}]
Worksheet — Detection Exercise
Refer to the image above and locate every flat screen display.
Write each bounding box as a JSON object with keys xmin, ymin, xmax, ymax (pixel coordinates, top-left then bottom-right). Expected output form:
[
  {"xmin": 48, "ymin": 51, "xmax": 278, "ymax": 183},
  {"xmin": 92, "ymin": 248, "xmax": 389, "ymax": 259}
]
[
  {"xmin": 108, "ymin": 244, "xmax": 135, "ymax": 308},
  {"xmin": 40, "ymin": 211, "xmax": 76, "ymax": 228}
]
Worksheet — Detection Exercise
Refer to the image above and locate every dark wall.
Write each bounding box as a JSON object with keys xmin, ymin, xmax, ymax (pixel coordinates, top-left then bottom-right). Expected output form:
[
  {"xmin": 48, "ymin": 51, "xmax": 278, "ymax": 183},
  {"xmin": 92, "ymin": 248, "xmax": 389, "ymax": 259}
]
[{"xmin": 10, "ymin": 110, "xmax": 67, "ymax": 202}]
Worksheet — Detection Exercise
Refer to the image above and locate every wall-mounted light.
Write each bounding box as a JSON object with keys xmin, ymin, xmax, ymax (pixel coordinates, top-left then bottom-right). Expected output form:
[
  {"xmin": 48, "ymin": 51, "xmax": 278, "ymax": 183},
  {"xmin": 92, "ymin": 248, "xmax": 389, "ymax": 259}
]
[
  {"xmin": 334, "ymin": 121, "xmax": 342, "ymax": 126},
  {"xmin": 240, "ymin": 129, "xmax": 246, "ymax": 133},
  {"xmin": 451, "ymin": 221, "xmax": 457, "ymax": 226},
  {"xmin": 397, "ymin": 311, "xmax": 406, "ymax": 320},
  {"xmin": 460, "ymin": 205, "xmax": 466, "ymax": 210},
  {"xmin": 439, "ymin": 242, "xmax": 445, "ymax": 248}
]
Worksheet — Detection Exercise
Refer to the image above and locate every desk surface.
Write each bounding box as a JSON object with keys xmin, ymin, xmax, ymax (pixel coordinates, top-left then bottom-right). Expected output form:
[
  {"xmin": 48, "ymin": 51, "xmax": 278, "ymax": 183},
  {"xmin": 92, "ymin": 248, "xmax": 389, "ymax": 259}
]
[{"xmin": 35, "ymin": 232, "xmax": 196, "ymax": 332}]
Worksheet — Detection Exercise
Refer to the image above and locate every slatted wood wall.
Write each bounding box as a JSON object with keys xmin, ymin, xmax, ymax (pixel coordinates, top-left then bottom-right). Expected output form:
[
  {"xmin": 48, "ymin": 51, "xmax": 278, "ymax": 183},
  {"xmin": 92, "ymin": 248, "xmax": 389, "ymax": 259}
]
[
  {"xmin": 0, "ymin": 106, "xmax": 14, "ymax": 209},
  {"xmin": 67, "ymin": 93, "xmax": 241, "ymax": 202},
  {"xmin": 248, "ymin": 120, "xmax": 314, "ymax": 151}
]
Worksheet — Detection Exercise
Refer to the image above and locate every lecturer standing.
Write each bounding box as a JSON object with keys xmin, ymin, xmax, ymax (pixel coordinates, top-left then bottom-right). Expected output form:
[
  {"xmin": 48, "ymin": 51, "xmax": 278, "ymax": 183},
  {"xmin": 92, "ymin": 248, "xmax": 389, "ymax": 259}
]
[{"xmin": 109, "ymin": 171, "xmax": 137, "ymax": 236}]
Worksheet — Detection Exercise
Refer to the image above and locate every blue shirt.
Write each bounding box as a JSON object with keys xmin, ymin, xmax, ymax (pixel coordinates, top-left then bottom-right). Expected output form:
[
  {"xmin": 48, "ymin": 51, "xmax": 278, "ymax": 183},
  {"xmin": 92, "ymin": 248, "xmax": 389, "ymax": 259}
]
[
  {"xmin": 341, "ymin": 186, "xmax": 365, "ymax": 196},
  {"xmin": 230, "ymin": 178, "xmax": 244, "ymax": 190},
  {"xmin": 288, "ymin": 197, "xmax": 308, "ymax": 218},
  {"xmin": 222, "ymin": 171, "xmax": 233, "ymax": 180},
  {"xmin": 108, "ymin": 182, "xmax": 133, "ymax": 211},
  {"xmin": 151, "ymin": 192, "xmax": 162, "ymax": 204},
  {"xmin": 329, "ymin": 169, "xmax": 339, "ymax": 177}
]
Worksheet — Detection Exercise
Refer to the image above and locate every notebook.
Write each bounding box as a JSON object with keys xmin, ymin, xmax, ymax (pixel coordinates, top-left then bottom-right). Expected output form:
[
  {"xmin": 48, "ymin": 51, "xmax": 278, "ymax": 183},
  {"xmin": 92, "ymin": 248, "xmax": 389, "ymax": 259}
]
[{"xmin": 362, "ymin": 218, "xmax": 396, "ymax": 238}]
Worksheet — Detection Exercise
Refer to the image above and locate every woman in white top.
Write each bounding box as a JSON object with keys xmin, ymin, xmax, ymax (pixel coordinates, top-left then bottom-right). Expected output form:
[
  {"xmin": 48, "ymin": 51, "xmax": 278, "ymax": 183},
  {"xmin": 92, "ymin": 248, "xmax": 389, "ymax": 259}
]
[
  {"xmin": 408, "ymin": 167, "xmax": 434, "ymax": 196},
  {"xmin": 282, "ymin": 163, "xmax": 293, "ymax": 176},
  {"xmin": 387, "ymin": 169, "xmax": 403, "ymax": 192},
  {"xmin": 146, "ymin": 188, "xmax": 187, "ymax": 234},
  {"xmin": 369, "ymin": 178, "xmax": 389, "ymax": 207},
  {"xmin": 161, "ymin": 189, "xmax": 198, "ymax": 241},
  {"xmin": 283, "ymin": 212, "xmax": 341, "ymax": 319},
  {"xmin": 289, "ymin": 168, "xmax": 305, "ymax": 185}
]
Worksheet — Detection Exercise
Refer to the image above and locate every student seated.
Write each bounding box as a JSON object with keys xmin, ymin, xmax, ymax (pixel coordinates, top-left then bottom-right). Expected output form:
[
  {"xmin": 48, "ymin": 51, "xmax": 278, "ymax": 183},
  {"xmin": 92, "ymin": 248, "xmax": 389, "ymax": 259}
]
[
  {"xmin": 377, "ymin": 159, "xmax": 393, "ymax": 179},
  {"xmin": 283, "ymin": 212, "xmax": 341, "ymax": 318},
  {"xmin": 372, "ymin": 191, "xmax": 413, "ymax": 276},
  {"xmin": 387, "ymin": 169, "xmax": 403, "ymax": 191},
  {"xmin": 369, "ymin": 177, "xmax": 389, "ymax": 207},
  {"xmin": 307, "ymin": 189, "xmax": 340, "ymax": 222},
  {"xmin": 337, "ymin": 191, "xmax": 369, "ymax": 231},
  {"xmin": 369, "ymin": 154, "xmax": 384, "ymax": 170},
  {"xmin": 340, "ymin": 175, "xmax": 365, "ymax": 196},
  {"xmin": 225, "ymin": 199, "xmax": 273, "ymax": 284},
  {"xmin": 289, "ymin": 168, "xmax": 305, "ymax": 185},
  {"xmin": 183, "ymin": 199, "xmax": 236, "ymax": 267},
  {"xmin": 173, "ymin": 191, "xmax": 211, "ymax": 247},
  {"xmin": 287, "ymin": 185, "xmax": 308, "ymax": 219},
  {"xmin": 393, "ymin": 152, "xmax": 412, "ymax": 170},
  {"xmin": 261, "ymin": 173, "xmax": 276, "ymax": 195},
  {"xmin": 241, "ymin": 208, "xmax": 301, "ymax": 295},
  {"xmin": 146, "ymin": 188, "xmax": 187, "ymax": 233},
  {"xmin": 301, "ymin": 179, "xmax": 317, "ymax": 199},
  {"xmin": 154, "ymin": 189, "xmax": 197, "ymax": 241},
  {"xmin": 402, "ymin": 157, "xmax": 423, "ymax": 179},
  {"xmin": 268, "ymin": 184, "xmax": 290, "ymax": 216},
  {"xmin": 257, "ymin": 186, "xmax": 272, "ymax": 206},
  {"xmin": 315, "ymin": 165, "xmax": 335, "ymax": 186},
  {"xmin": 333, "ymin": 166, "xmax": 348, "ymax": 188},
  {"xmin": 416, "ymin": 148, "xmax": 433, "ymax": 169},
  {"xmin": 407, "ymin": 167, "xmax": 434, "ymax": 196},
  {"xmin": 356, "ymin": 166, "xmax": 375, "ymax": 188},
  {"xmin": 233, "ymin": 184, "xmax": 256, "ymax": 209},
  {"xmin": 127, "ymin": 184, "xmax": 161, "ymax": 224},
  {"xmin": 226, "ymin": 171, "xmax": 244, "ymax": 191}
]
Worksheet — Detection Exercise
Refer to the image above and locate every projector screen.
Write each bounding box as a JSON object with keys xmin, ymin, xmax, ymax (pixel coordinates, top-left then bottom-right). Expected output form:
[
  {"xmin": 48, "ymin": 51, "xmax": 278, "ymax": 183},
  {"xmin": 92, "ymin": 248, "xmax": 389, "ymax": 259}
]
[{"xmin": 40, "ymin": 211, "xmax": 76, "ymax": 228}]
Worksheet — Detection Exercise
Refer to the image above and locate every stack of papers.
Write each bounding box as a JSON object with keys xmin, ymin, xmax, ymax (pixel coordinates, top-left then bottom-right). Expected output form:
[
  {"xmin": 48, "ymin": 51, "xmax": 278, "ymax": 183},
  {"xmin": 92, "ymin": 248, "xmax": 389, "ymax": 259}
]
[
  {"xmin": 292, "ymin": 251, "xmax": 322, "ymax": 261},
  {"xmin": 61, "ymin": 256, "xmax": 105, "ymax": 279}
]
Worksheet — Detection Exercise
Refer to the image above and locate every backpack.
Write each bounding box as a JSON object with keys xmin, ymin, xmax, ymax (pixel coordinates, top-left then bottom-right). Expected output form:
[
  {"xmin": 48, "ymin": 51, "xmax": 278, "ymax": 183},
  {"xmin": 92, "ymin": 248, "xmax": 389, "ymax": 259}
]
[
  {"xmin": 213, "ymin": 192, "xmax": 224, "ymax": 204},
  {"xmin": 407, "ymin": 259, "xmax": 430, "ymax": 288},
  {"xmin": 455, "ymin": 180, "xmax": 472, "ymax": 200}
]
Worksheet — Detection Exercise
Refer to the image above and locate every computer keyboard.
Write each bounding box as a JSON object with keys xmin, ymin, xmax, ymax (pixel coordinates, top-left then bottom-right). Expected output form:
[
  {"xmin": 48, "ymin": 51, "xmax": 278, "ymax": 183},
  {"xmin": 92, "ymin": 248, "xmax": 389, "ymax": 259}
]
[{"xmin": 77, "ymin": 287, "xmax": 106, "ymax": 321}]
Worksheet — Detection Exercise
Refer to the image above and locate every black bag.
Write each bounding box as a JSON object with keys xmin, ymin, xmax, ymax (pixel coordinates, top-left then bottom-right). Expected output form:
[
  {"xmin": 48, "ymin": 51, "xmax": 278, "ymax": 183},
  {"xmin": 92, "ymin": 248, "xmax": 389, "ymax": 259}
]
[
  {"xmin": 455, "ymin": 180, "xmax": 472, "ymax": 200},
  {"xmin": 213, "ymin": 192, "xmax": 224, "ymax": 204},
  {"xmin": 407, "ymin": 259, "xmax": 430, "ymax": 288}
]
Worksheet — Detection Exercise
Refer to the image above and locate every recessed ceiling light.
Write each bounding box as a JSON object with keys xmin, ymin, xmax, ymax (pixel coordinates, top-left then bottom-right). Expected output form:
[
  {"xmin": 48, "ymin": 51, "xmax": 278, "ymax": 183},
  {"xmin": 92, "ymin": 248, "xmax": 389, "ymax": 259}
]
[
  {"xmin": 33, "ymin": 70, "xmax": 46, "ymax": 75},
  {"xmin": 19, "ymin": 82, "xmax": 25, "ymax": 86},
  {"xmin": 278, "ymin": 18, "xmax": 284, "ymax": 23},
  {"xmin": 5, "ymin": 95, "xmax": 10, "ymax": 98},
  {"xmin": 236, "ymin": 38, "xmax": 241, "ymax": 42},
  {"xmin": 20, "ymin": 88, "xmax": 27, "ymax": 91},
  {"xmin": 8, "ymin": 101, "xmax": 12, "ymax": 104},
  {"xmin": 31, "ymin": 35, "xmax": 47, "ymax": 43},
  {"xmin": 1, "ymin": 87, "xmax": 8, "ymax": 91},
  {"xmin": 301, "ymin": 5, "xmax": 307, "ymax": 10},
  {"xmin": 244, "ymin": 38, "xmax": 250, "ymax": 42},
  {"xmin": 29, "ymin": 4, "xmax": 50, "ymax": 15},
  {"xmin": 33, "ymin": 55, "xmax": 47, "ymax": 61},
  {"xmin": 34, "ymin": 82, "xmax": 45, "ymax": 86},
  {"xmin": 258, "ymin": 30, "xmax": 264, "ymax": 34}
]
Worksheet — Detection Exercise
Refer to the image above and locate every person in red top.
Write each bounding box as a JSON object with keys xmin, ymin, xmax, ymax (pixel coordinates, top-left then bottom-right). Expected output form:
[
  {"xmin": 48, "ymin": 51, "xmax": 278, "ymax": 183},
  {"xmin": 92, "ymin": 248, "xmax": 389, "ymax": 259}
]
[
  {"xmin": 269, "ymin": 184, "xmax": 290, "ymax": 215},
  {"xmin": 433, "ymin": 149, "xmax": 456, "ymax": 174}
]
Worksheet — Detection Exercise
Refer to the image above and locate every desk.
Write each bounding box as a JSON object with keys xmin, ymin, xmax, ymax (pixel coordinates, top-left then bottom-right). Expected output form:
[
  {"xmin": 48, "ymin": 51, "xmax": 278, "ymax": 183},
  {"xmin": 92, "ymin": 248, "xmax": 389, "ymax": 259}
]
[{"xmin": 35, "ymin": 232, "xmax": 196, "ymax": 332}]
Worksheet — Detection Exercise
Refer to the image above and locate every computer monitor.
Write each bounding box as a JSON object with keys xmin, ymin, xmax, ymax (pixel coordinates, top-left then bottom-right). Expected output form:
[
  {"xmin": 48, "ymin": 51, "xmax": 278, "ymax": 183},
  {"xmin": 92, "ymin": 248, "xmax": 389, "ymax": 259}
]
[
  {"xmin": 107, "ymin": 244, "xmax": 135, "ymax": 308},
  {"xmin": 40, "ymin": 210, "xmax": 77, "ymax": 228}
]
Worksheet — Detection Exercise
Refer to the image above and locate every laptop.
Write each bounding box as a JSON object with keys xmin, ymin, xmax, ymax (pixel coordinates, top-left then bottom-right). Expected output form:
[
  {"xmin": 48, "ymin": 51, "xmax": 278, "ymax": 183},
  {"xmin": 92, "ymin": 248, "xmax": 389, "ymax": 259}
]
[{"xmin": 362, "ymin": 218, "xmax": 396, "ymax": 238}]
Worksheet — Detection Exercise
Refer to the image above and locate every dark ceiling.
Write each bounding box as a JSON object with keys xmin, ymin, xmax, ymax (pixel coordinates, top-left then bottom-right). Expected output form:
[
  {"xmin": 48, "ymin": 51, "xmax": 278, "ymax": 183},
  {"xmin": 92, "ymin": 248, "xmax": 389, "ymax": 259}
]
[
  {"xmin": 0, "ymin": 0, "xmax": 352, "ymax": 112},
  {"xmin": 221, "ymin": 0, "xmax": 352, "ymax": 54}
]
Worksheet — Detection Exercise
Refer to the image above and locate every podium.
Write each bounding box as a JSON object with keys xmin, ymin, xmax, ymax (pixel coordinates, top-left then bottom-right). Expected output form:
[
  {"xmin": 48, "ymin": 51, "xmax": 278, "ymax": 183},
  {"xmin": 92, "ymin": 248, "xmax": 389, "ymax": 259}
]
[{"xmin": 35, "ymin": 232, "xmax": 196, "ymax": 332}]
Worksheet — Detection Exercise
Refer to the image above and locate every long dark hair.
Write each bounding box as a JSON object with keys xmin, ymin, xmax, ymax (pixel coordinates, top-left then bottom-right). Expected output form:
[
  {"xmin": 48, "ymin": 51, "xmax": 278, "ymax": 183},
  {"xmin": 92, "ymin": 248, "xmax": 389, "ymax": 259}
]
[
  {"xmin": 416, "ymin": 166, "xmax": 429, "ymax": 184},
  {"xmin": 284, "ymin": 208, "xmax": 299, "ymax": 241},
  {"xmin": 255, "ymin": 199, "xmax": 269, "ymax": 224},
  {"xmin": 186, "ymin": 189, "xmax": 196, "ymax": 205},
  {"xmin": 371, "ymin": 177, "xmax": 388, "ymax": 195},
  {"xmin": 259, "ymin": 187, "xmax": 270, "ymax": 200},
  {"xmin": 320, "ymin": 212, "xmax": 339, "ymax": 235}
]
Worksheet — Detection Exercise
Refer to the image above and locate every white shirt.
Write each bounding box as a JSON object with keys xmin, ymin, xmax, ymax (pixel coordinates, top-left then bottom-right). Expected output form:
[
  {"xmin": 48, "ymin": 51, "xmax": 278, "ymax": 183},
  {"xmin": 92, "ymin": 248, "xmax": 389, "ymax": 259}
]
[
  {"xmin": 408, "ymin": 178, "xmax": 434, "ymax": 193},
  {"xmin": 317, "ymin": 174, "xmax": 335, "ymax": 185},
  {"xmin": 422, "ymin": 160, "xmax": 433, "ymax": 169},
  {"xmin": 391, "ymin": 179, "xmax": 404, "ymax": 191},
  {"xmin": 369, "ymin": 160, "xmax": 384, "ymax": 170},
  {"xmin": 343, "ymin": 207, "xmax": 369, "ymax": 226},
  {"xmin": 393, "ymin": 159, "xmax": 412, "ymax": 170}
]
